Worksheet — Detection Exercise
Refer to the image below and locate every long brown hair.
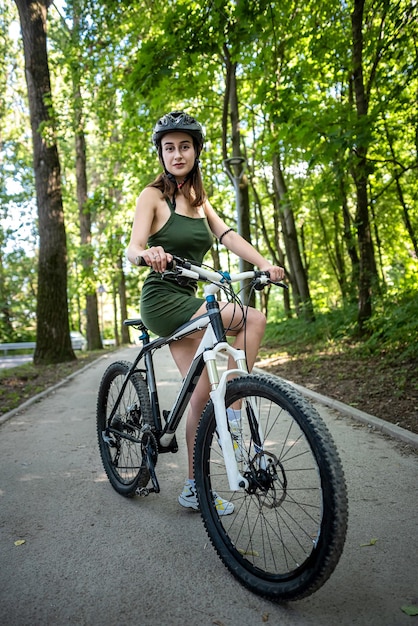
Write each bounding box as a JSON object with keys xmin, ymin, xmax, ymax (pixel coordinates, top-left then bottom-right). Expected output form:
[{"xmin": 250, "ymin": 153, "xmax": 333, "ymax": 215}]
[{"xmin": 148, "ymin": 167, "xmax": 207, "ymax": 209}]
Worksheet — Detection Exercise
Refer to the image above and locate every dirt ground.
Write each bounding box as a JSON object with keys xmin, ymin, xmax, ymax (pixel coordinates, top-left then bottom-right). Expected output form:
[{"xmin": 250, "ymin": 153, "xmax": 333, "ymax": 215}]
[{"xmin": 257, "ymin": 351, "xmax": 418, "ymax": 435}]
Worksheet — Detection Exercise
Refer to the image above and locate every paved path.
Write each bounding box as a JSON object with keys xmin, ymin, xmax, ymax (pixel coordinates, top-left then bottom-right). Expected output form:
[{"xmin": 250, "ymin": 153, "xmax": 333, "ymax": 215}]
[{"xmin": 0, "ymin": 346, "xmax": 417, "ymax": 626}]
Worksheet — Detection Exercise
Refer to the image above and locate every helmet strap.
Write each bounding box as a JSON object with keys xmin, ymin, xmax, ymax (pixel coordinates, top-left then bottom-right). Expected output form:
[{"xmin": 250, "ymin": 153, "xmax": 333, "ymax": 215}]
[{"xmin": 163, "ymin": 157, "xmax": 200, "ymax": 194}]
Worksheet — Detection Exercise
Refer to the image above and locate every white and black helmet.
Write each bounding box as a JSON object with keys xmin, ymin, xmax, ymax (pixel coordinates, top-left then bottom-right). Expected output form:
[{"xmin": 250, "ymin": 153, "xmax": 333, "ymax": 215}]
[{"xmin": 152, "ymin": 111, "xmax": 204, "ymax": 153}]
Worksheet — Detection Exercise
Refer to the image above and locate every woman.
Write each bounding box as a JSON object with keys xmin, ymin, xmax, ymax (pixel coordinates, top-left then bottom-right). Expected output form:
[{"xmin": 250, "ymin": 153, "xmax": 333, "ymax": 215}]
[{"xmin": 127, "ymin": 111, "xmax": 285, "ymax": 515}]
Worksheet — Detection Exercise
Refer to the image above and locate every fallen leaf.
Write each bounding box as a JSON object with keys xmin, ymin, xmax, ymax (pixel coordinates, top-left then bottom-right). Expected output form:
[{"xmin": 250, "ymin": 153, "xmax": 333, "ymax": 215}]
[
  {"xmin": 14, "ymin": 539, "xmax": 26, "ymax": 546},
  {"xmin": 262, "ymin": 613, "xmax": 269, "ymax": 622},
  {"xmin": 360, "ymin": 538, "xmax": 378, "ymax": 547},
  {"xmin": 237, "ymin": 548, "xmax": 259, "ymax": 557},
  {"xmin": 401, "ymin": 605, "xmax": 418, "ymax": 616}
]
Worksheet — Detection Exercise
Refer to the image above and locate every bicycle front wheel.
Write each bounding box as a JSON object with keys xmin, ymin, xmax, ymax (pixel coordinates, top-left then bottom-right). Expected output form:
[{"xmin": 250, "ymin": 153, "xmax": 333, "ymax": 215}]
[
  {"xmin": 97, "ymin": 360, "xmax": 153, "ymax": 497},
  {"xmin": 194, "ymin": 374, "xmax": 348, "ymax": 602}
]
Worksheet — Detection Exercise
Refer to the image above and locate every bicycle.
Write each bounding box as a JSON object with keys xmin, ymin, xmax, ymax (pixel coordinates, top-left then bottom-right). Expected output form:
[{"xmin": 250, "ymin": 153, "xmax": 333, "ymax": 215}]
[{"xmin": 96, "ymin": 255, "xmax": 348, "ymax": 602}]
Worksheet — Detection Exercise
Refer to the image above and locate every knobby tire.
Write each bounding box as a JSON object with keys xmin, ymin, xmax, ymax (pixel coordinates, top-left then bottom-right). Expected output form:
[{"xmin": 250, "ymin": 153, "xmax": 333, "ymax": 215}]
[
  {"xmin": 194, "ymin": 374, "xmax": 348, "ymax": 602},
  {"xmin": 96, "ymin": 360, "xmax": 153, "ymax": 497}
]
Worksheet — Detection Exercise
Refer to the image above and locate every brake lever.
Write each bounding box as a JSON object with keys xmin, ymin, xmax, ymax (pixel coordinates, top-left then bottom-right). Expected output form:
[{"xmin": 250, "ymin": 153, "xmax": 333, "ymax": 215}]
[
  {"xmin": 253, "ymin": 276, "xmax": 288, "ymax": 290},
  {"xmin": 162, "ymin": 261, "xmax": 195, "ymax": 287}
]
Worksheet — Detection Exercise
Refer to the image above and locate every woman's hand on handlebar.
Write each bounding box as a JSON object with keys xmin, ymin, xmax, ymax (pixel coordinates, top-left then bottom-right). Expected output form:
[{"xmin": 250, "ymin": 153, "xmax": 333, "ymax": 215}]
[
  {"xmin": 259, "ymin": 263, "xmax": 286, "ymax": 283},
  {"xmin": 141, "ymin": 247, "xmax": 173, "ymax": 273}
]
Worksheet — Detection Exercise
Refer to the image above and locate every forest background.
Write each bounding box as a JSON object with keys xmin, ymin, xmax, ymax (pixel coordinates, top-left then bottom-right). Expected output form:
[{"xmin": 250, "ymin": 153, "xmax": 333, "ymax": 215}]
[{"xmin": 0, "ymin": 0, "xmax": 417, "ymax": 434}]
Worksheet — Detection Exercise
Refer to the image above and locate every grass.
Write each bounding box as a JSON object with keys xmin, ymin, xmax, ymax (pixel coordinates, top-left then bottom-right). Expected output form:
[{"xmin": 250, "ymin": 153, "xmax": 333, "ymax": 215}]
[
  {"xmin": 0, "ymin": 351, "xmax": 104, "ymax": 416},
  {"xmin": 263, "ymin": 288, "xmax": 418, "ymax": 362}
]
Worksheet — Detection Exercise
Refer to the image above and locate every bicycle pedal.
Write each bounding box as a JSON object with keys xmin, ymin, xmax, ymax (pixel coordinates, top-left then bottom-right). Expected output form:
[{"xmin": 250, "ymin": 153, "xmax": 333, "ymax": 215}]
[{"xmin": 136, "ymin": 485, "xmax": 159, "ymax": 497}]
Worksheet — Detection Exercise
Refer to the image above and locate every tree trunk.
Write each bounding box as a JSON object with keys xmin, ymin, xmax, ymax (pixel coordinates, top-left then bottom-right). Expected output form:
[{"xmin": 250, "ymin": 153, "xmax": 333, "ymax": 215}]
[
  {"xmin": 117, "ymin": 256, "xmax": 130, "ymax": 344},
  {"xmin": 73, "ymin": 83, "xmax": 102, "ymax": 350},
  {"xmin": 382, "ymin": 110, "xmax": 418, "ymax": 258},
  {"xmin": 251, "ymin": 180, "xmax": 291, "ymax": 317},
  {"xmin": 340, "ymin": 176, "xmax": 360, "ymax": 298},
  {"xmin": 394, "ymin": 175, "xmax": 418, "ymax": 258},
  {"xmin": 351, "ymin": 0, "xmax": 379, "ymax": 331},
  {"xmin": 314, "ymin": 198, "xmax": 348, "ymax": 300},
  {"xmin": 272, "ymin": 197, "xmax": 291, "ymax": 318},
  {"xmin": 15, "ymin": 0, "xmax": 74, "ymax": 364},
  {"xmin": 332, "ymin": 210, "xmax": 349, "ymax": 301},
  {"xmin": 222, "ymin": 44, "xmax": 254, "ymax": 306},
  {"xmin": 70, "ymin": 5, "xmax": 102, "ymax": 350},
  {"xmin": 272, "ymin": 153, "xmax": 315, "ymax": 322}
]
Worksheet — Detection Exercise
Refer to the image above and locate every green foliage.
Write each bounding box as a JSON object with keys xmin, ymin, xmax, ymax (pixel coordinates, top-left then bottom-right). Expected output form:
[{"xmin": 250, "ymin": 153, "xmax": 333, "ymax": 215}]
[
  {"xmin": 264, "ymin": 305, "xmax": 358, "ymax": 355},
  {"xmin": 0, "ymin": 243, "xmax": 37, "ymax": 341},
  {"xmin": 2, "ymin": 0, "xmax": 417, "ymax": 345},
  {"xmin": 264, "ymin": 288, "xmax": 418, "ymax": 363},
  {"xmin": 363, "ymin": 289, "xmax": 418, "ymax": 360}
]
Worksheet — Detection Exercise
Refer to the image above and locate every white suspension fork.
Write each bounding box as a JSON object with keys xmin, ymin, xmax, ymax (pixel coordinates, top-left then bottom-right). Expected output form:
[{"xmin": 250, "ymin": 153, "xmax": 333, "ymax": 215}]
[{"xmin": 203, "ymin": 343, "xmax": 250, "ymax": 491}]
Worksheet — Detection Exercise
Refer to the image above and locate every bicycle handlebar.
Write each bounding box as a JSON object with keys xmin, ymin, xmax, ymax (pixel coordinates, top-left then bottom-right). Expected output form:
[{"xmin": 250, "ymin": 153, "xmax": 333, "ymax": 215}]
[
  {"xmin": 137, "ymin": 254, "xmax": 287, "ymax": 290},
  {"xmin": 171, "ymin": 256, "xmax": 288, "ymax": 290}
]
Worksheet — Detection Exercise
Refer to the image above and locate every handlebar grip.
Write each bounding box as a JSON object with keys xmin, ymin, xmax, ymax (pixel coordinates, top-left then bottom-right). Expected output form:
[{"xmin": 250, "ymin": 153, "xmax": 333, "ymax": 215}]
[{"xmin": 136, "ymin": 255, "xmax": 177, "ymax": 270}]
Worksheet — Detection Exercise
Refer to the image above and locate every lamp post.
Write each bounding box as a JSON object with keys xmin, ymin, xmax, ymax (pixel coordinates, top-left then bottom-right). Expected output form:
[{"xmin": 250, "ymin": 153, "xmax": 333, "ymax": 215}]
[
  {"xmin": 223, "ymin": 156, "xmax": 247, "ymax": 292},
  {"xmin": 98, "ymin": 284, "xmax": 106, "ymax": 341}
]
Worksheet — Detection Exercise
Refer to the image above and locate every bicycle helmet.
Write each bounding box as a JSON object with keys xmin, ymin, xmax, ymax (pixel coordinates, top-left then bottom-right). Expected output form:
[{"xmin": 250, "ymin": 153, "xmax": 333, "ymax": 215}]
[{"xmin": 152, "ymin": 111, "xmax": 204, "ymax": 154}]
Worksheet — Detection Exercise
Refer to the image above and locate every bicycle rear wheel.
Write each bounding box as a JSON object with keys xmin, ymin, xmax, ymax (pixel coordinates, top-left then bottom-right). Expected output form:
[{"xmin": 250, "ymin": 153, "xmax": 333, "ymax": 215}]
[
  {"xmin": 97, "ymin": 360, "xmax": 153, "ymax": 497},
  {"xmin": 194, "ymin": 374, "xmax": 348, "ymax": 602}
]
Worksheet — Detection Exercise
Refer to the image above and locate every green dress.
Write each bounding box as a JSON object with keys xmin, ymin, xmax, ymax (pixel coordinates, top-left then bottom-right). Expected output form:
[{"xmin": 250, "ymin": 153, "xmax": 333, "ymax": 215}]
[{"xmin": 140, "ymin": 199, "xmax": 213, "ymax": 336}]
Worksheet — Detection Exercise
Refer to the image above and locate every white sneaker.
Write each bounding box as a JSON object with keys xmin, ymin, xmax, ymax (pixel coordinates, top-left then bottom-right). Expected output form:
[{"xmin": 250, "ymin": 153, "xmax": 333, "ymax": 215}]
[
  {"xmin": 178, "ymin": 482, "xmax": 199, "ymax": 511},
  {"xmin": 178, "ymin": 482, "xmax": 234, "ymax": 516},
  {"xmin": 213, "ymin": 492, "xmax": 234, "ymax": 516}
]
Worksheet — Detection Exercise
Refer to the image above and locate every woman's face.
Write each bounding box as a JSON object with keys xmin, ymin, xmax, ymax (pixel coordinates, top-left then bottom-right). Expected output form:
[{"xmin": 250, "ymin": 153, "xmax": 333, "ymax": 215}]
[{"xmin": 161, "ymin": 131, "xmax": 196, "ymax": 180}]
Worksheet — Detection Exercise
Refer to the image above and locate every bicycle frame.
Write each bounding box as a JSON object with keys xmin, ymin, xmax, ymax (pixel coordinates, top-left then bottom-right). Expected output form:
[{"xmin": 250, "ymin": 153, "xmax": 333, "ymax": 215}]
[
  {"xmin": 137, "ymin": 304, "xmax": 251, "ymax": 491},
  {"xmin": 107, "ymin": 261, "xmax": 272, "ymax": 491}
]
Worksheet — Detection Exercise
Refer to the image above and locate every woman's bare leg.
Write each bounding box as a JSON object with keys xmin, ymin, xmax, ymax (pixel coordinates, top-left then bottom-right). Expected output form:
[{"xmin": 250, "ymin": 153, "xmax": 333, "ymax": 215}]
[
  {"xmin": 170, "ymin": 302, "xmax": 266, "ymax": 479},
  {"xmin": 169, "ymin": 336, "xmax": 211, "ymax": 479}
]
